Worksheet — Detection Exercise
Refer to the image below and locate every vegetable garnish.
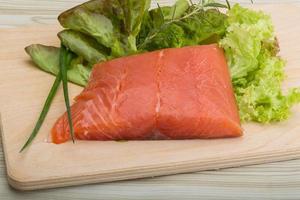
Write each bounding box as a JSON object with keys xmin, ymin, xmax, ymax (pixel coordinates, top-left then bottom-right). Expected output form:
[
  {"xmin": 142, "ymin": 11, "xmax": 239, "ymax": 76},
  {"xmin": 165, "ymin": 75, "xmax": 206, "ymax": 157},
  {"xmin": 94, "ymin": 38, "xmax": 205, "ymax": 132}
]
[
  {"xmin": 59, "ymin": 44, "xmax": 75, "ymax": 143},
  {"xmin": 20, "ymin": 73, "xmax": 62, "ymax": 152},
  {"xmin": 23, "ymin": 0, "xmax": 300, "ymax": 150},
  {"xmin": 220, "ymin": 4, "xmax": 300, "ymax": 122}
]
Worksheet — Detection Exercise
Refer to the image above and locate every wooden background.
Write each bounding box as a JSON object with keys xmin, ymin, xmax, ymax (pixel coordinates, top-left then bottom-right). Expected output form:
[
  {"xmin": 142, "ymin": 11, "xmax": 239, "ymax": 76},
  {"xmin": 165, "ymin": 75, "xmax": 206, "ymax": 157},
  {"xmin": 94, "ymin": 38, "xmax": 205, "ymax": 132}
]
[{"xmin": 1, "ymin": 0, "xmax": 300, "ymax": 199}]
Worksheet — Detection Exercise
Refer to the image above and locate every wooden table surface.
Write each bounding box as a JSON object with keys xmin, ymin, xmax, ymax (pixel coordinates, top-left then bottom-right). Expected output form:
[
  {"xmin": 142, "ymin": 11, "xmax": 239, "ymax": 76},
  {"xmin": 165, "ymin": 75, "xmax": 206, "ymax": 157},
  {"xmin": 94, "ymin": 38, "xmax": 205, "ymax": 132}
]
[{"xmin": 1, "ymin": 0, "xmax": 300, "ymax": 199}]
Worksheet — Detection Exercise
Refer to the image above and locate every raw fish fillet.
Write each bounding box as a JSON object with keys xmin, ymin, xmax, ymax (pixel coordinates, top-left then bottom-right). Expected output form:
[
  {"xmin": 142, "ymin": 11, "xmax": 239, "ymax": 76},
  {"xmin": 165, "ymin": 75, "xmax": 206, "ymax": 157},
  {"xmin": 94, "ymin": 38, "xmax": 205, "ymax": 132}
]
[{"xmin": 52, "ymin": 44, "xmax": 242, "ymax": 143}]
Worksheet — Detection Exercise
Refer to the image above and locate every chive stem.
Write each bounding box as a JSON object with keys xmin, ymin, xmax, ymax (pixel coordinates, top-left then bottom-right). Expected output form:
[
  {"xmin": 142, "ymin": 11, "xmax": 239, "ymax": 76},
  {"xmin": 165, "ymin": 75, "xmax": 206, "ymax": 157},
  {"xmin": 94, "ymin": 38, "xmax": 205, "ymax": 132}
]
[
  {"xmin": 20, "ymin": 74, "xmax": 62, "ymax": 152},
  {"xmin": 59, "ymin": 44, "xmax": 75, "ymax": 143}
]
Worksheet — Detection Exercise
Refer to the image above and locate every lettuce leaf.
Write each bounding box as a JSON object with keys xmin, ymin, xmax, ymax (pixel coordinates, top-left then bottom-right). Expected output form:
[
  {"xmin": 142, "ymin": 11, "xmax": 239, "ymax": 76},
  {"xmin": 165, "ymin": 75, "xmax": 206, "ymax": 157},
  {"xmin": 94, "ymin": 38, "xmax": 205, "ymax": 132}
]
[
  {"xmin": 25, "ymin": 44, "xmax": 91, "ymax": 86},
  {"xmin": 220, "ymin": 4, "xmax": 300, "ymax": 123},
  {"xmin": 58, "ymin": 0, "xmax": 150, "ymax": 57},
  {"xmin": 27, "ymin": 0, "xmax": 151, "ymax": 87},
  {"xmin": 180, "ymin": 9, "xmax": 227, "ymax": 46},
  {"xmin": 120, "ymin": 0, "xmax": 151, "ymax": 37},
  {"xmin": 58, "ymin": 30, "xmax": 108, "ymax": 64}
]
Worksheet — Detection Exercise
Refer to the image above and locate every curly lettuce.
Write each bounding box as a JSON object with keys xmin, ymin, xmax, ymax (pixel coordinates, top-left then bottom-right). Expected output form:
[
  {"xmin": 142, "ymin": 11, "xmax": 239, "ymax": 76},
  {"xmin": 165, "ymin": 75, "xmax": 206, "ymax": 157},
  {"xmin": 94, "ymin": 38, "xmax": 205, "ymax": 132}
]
[{"xmin": 220, "ymin": 4, "xmax": 300, "ymax": 123}]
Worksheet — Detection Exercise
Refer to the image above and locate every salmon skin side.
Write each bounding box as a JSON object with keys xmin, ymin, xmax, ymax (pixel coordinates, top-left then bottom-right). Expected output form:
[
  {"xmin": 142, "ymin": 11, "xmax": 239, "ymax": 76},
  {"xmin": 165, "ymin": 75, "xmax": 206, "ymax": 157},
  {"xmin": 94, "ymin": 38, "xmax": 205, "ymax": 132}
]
[{"xmin": 52, "ymin": 44, "xmax": 242, "ymax": 144}]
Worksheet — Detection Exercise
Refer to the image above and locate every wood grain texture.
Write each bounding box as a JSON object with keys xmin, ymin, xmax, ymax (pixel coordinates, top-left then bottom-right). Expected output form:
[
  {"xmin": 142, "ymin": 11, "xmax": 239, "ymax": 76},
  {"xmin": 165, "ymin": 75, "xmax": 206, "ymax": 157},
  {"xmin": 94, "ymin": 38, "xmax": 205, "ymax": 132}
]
[{"xmin": 1, "ymin": 0, "xmax": 300, "ymax": 199}]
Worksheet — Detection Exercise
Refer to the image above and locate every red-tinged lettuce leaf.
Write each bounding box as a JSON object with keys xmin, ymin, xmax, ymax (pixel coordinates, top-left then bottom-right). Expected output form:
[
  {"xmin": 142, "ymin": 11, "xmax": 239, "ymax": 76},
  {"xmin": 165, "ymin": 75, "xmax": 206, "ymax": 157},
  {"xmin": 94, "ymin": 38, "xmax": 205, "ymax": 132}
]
[
  {"xmin": 58, "ymin": 0, "xmax": 151, "ymax": 57},
  {"xmin": 118, "ymin": 0, "xmax": 151, "ymax": 37}
]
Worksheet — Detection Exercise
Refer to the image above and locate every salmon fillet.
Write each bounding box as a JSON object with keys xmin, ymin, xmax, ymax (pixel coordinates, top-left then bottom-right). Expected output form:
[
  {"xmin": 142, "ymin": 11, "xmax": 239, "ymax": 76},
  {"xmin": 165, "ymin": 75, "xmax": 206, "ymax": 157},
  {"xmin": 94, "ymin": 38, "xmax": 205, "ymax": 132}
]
[{"xmin": 52, "ymin": 44, "xmax": 242, "ymax": 144}]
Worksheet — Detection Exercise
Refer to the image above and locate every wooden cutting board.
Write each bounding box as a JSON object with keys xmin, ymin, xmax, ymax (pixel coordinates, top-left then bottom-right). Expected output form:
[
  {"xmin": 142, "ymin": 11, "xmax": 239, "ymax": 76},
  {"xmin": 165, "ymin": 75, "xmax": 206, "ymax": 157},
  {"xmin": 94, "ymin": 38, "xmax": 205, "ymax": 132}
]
[{"xmin": 1, "ymin": 4, "xmax": 300, "ymax": 191}]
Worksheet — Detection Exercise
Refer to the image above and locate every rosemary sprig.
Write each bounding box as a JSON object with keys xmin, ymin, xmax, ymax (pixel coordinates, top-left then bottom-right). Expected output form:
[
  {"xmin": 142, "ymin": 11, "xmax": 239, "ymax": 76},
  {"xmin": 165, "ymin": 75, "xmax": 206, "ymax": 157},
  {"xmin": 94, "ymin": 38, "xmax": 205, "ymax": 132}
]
[
  {"xmin": 59, "ymin": 44, "xmax": 75, "ymax": 143},
  {"xmin": 20, "ymin": 73, "xmax": 62, "ymax": 152},
  {"xmin": 204, "ymin": 2, "xmax": 229, "ymax": 9}
]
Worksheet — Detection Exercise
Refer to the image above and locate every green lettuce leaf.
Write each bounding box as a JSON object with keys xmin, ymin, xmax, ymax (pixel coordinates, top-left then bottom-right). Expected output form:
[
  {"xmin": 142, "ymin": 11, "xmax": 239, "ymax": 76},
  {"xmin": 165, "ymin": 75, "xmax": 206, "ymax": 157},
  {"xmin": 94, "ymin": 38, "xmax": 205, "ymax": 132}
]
[
  {"xmin": 25, "ymin": 44, "xmax": 91, "ymax": 86},
  {"xmin": 180, "ymin": 9, "xmax": 227, "ymax": 46},
  {"xmin": 58, "ymin": 30, "xmax": 108, "ymax": 64},
  {"xmin": 59, "ymin": 8, "xmax": 120, "ymax": 52},
  {"xmin": 67, "ymin": 56, "xmax": 92, "ymax": 86},
  {"xmin": 220, "ymin": 4, "xmax": 300, "ymax": 123},
  {"xmin": 58, "ymin": 0, "xmax": 125, "ymax": 56},
  {"xmin": 25, "ymin": 44, "xmax": 60, "ymax": 75}
]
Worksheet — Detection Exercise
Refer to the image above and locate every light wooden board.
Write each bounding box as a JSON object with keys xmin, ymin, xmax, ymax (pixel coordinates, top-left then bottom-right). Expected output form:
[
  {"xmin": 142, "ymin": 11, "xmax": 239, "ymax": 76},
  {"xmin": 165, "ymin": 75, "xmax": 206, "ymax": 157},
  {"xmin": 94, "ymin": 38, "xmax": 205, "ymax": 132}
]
[{"xmin": 1, "ymin": 3, "xmax": 300, "ymax": 191}]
